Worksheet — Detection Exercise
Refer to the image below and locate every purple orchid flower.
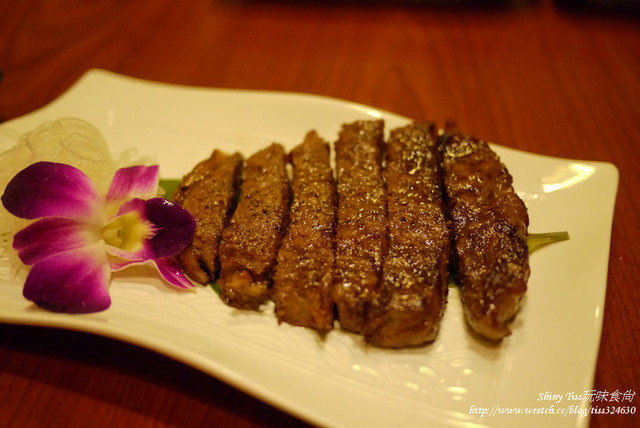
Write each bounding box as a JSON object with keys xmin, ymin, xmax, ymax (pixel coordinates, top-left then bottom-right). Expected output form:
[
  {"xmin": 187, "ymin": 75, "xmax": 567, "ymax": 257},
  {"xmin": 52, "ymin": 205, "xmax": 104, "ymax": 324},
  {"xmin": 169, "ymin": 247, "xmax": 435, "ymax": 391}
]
[{"xmin": 1, "ymin": 161, "xmax": 196, "ymax": 313}]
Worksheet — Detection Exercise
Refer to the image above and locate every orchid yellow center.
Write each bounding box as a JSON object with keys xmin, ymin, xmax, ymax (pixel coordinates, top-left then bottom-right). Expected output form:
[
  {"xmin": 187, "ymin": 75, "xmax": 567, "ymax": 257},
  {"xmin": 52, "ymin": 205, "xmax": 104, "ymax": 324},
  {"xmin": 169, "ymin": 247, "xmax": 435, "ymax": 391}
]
[{"xmin": 102, "ymin": 212, "xmax": 154, "ymax": 251}]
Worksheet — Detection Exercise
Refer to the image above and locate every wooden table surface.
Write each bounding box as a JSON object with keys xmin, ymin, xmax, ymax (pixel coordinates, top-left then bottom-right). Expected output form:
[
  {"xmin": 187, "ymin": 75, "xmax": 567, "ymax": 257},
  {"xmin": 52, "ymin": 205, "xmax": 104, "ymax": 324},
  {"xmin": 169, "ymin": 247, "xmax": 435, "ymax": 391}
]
[{"xmin": 1, "ymin": 0, "xmax": 638, "ymax": 427}]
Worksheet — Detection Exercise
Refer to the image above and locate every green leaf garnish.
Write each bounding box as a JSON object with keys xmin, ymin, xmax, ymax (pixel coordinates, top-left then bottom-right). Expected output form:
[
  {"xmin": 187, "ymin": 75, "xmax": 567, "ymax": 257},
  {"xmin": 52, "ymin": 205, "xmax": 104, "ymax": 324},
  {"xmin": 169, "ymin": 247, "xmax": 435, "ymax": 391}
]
[
  {"xmin": 209, "ymin": 281, "xmax": 222, "ymax": 296},
  {"xmin": 527, "ymin": 231, "xmax": 570, "ymax": 254},
  {"xmin": 447, "ymin": 273, "xmax": 460, "ymax": 288},
  {"xmin": 159, "ymin": 179, "xmax": 181, "ymax": 199}
]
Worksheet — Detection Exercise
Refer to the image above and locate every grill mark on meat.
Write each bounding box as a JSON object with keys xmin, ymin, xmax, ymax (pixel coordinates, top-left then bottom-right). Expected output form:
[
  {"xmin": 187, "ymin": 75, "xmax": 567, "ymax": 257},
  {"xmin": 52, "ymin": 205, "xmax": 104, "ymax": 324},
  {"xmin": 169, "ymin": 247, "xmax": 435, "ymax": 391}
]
[
  {"xmin": 439, "ymin": 131, "xmax": 530, "ymax": 341},
  {"xmin": 218, "ymin": 143, "xmax": 290, "ymax": 310},
  {"xmin": 332, "ymin": 120, "xmax": 387, "ymax": 334},
  {"xmin": 173, "ymin": 150, "xmax": 243, "ymax": 285},
  {"xmin": 363, "ymin": 122, "xmax": 450, "ymax": 348},
  {"xmin": 272, "ymin": 131, "xmax": 336, "ymax": 331}
]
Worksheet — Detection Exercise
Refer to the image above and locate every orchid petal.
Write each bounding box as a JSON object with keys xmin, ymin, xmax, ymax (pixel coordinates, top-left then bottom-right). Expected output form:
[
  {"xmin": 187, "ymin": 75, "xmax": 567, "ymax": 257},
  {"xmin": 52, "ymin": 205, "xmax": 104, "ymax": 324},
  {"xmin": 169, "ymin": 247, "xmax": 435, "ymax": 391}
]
[
  {"xmin": 13, "ymin": 217, "xmax": 100, "ymax": 265},
  {"xmin": 1, "ymin": 161, "xmax": 103, "ymax": 220},
  {"xmin": 145, "ymin": 198, "xmax": 196, "ymax": 257},
  {"xmin": 107, "ymin": 256, "xmax": 139, "ymax": 272},
  {"xmin": 108, "ymin": 257, "xmax": 193, "ymax": 289},
  {"xmin": 106, "ymin": 165, "xmax": 159, "ymax": 213},
  {"xmin": 22, "ymin": 242, "xmax": 111, "ymax": 313},
  {"xmin": 154, "ymin": 257, "xmax": 195, "ymax": 289},
  {"xmin": 103, "ymin": 198, "xmax": 156, "ymax": 260},
  {"xmin": 105, "ymin": 197, "xmax": 195, "ymax": 262}
]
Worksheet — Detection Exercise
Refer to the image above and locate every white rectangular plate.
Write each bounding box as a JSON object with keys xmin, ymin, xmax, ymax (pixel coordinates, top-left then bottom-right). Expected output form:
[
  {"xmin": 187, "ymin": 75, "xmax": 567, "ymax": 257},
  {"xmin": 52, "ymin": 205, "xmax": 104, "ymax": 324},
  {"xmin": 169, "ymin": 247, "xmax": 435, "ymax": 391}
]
[{"xmin": 0, "ymin": 69, "xmax": 619, "ymax": 428}]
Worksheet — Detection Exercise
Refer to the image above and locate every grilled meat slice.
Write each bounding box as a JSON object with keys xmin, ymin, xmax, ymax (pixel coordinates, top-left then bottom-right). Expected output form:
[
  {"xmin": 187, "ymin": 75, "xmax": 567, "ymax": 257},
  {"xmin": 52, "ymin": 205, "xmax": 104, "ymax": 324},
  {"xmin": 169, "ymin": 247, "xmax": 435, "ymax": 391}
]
[
  {"xmin": 440, "ymin": 131, "xmax": 530, "ymax": 341},
  {"xmin": 218, "ymin": 143, "xmax": 290, "ymax": 310},
  {"xmin": 363, "ymin": 122, "xmax": 450, "ymax": 348},
  {"xmin": 332, "ymin": 120, "xmax": 387, "ymax": 334},
  {"xmin": 172, "ymin": 150, "xmax": 243, "ymax": 284},
  {"xmin": 272, "ymin": 131, "xmax": 337, "ymax": 331}
]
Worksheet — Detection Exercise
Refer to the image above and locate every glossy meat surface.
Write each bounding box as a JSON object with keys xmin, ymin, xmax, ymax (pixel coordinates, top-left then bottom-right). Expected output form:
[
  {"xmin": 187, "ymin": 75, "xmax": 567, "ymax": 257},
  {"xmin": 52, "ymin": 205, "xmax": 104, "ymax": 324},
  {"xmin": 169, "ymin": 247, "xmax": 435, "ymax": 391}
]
[
  {"xmin": 363, "ymin": 122, "xmax": 450, "ymax": 347},
  {"xmin": 218, "ymin": 143, "xmax": 290, "ymax": 310},
  {"xmin": 272, "ymin": 131, "xmax": 336, "ymax": 331},
  {"xmin": 173, "ymin": 150, "xmax": 243, "ymax": 285},
  {"xmin": 440, "ymin": 131, "xmax": 530, "ymax": 341},
  {"xmin": 332, "ymin": 120, "xmax": 387, "ymax": 333}
]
